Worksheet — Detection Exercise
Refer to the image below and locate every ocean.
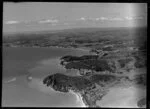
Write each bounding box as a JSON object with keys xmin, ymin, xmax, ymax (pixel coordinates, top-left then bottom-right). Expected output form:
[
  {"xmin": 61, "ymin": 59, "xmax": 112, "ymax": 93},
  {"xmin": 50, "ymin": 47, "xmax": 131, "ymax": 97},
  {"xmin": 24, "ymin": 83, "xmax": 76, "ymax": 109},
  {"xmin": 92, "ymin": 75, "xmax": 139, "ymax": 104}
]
[{"xmin": 2, "ymin": 47, "xmax": 88, "ymax": 107}]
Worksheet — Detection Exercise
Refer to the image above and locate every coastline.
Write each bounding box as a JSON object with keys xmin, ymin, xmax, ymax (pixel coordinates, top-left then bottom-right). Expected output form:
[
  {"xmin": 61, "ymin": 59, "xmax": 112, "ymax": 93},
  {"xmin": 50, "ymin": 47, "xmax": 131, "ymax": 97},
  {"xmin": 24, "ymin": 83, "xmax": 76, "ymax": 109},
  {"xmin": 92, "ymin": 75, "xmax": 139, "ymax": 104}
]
[
  {"xmin": 3, "ymin": 45, "xmax": 91, "ymax": 53},
  {"xmin": 69, "ymin": 90, "xmax": 88, "ymax": 107},
  {"xmin": 3, "ymin": 27, "xmax": 147, "ymax": 107},
  {"xmin": 96, "ymin": 85, "xmax": 146, "ymax": 108},
  {"xmin": 3, "ymin": 46, "xmax": 90, "ymax": 107},
  {"xmin": 28, "ymin": 77, "xmax": 88, "ymax": 107},
  {"xmin": 26, "ymin": 46, "xmax": 90, "ymax": 107}
]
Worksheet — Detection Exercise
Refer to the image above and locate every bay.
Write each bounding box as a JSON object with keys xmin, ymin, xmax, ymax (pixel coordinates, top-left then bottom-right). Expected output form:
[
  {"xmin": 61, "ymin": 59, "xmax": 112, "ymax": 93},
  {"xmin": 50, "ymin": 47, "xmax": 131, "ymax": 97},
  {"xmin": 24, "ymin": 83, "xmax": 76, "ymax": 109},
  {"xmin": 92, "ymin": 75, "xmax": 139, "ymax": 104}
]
[{"xmin": 2, "ymin": 47, "xmax": 88, "ymax": 107}]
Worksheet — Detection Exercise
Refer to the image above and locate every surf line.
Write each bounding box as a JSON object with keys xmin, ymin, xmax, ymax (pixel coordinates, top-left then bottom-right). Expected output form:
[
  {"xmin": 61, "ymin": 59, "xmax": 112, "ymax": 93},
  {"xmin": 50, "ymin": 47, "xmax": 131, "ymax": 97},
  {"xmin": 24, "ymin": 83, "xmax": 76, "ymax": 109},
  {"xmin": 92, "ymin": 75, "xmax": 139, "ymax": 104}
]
[
  {"xmin": 4, "ymin": 77, "xmax": 16, "ymax": 83},
  {"xmin": 69, "ymin": 90, "xmax": 87, "ymax": 107}
]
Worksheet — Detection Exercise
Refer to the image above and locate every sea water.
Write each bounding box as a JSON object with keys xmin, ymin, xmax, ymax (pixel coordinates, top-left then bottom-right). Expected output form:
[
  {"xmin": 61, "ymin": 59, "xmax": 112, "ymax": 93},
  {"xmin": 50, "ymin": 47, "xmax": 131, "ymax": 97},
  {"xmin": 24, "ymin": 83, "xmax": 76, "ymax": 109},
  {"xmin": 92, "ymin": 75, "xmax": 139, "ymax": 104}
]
[{"xmin": 2, "ymin": 47, "xmax": 89, "ymax": 107}]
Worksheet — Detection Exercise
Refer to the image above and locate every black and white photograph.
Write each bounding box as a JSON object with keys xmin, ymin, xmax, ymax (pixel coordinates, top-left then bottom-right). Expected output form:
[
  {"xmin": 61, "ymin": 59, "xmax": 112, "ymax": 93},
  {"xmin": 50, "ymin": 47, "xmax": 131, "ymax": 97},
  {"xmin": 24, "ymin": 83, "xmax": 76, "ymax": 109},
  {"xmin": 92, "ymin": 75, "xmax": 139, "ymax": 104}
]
[{"xmin": 2, "ymin": 2, "xmax": 147, "ymax": 107}]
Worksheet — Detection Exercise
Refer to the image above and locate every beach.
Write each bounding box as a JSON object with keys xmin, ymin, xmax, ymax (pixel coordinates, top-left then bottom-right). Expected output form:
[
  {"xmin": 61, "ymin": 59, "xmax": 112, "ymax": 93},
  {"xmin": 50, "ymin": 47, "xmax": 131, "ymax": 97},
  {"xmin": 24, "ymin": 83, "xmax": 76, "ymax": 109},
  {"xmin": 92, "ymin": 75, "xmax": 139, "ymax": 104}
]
[
  {"xmin": 96, "ymin": 85, "xmax": 146, "ymax": 108},
  {"xmin": 69, "ymin": 90, "xmax": 87, "ymax": 107}
]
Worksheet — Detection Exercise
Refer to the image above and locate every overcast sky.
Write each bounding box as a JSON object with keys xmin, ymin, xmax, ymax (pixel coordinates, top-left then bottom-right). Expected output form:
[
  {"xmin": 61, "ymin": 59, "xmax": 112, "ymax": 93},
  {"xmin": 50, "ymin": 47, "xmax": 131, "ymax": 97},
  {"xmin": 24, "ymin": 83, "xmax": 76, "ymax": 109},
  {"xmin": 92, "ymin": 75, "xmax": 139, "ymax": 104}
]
[{"xmin": 3, "ymin": 2, "xmax": 147, "ymax": 33}]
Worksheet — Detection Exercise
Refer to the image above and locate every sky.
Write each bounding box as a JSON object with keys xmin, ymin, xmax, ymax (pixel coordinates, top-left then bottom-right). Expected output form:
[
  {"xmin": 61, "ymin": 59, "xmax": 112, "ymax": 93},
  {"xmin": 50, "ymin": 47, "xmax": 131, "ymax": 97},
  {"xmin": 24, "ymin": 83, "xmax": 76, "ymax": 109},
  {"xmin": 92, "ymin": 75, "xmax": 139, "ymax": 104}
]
[{"xmin": 3, "ymin": 2, "xmax": 147, "ymax": 33}]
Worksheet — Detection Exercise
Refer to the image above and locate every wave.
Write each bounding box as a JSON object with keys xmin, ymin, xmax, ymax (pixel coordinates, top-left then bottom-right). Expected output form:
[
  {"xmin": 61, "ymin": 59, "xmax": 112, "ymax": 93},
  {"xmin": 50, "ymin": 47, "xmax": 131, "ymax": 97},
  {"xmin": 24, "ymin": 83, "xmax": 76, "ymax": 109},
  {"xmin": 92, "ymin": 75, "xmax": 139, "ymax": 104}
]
[
  {"xmin": 69, "ymin": 90, "xmax": 87, "ymax": 107},
  {"xmin": 4, "ymin": 77, "xmax": 16, "ymax": 83}
]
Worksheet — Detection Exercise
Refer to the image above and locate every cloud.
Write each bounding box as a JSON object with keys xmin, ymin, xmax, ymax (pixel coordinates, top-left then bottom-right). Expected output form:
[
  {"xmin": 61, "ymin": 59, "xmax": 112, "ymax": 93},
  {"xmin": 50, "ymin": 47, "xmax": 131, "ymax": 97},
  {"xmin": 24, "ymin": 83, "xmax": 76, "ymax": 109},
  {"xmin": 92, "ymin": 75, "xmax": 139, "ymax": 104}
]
[
  {"xmin": 125, "ymin": 16, "xmax": 144, "ymax": 20},
  {"xmin": 38, "ymin": 19, "xmax": 58, "ymax": 24},
  {"xmin": 95, "ymin": 18, "xmax": 100, "ymax": 21},
  {"xmin": 4, "ymin": 19, "xmax": 59, "ymax": 25},
  {"xmin": 89, "ymin": 17, "xmax": 123, "ymax": 21},
  {"xmin": 100, "ymin": 17, "xmax": 109, "ymax": 20},
  {"xmin": 89, "ymin": 17, "xmax": 109, "ymax": 21},
  {"xmin": 125, "ymin": 16, "xmax": 134, "ymax": 20},
  {"xmin": 88, "ymin": 16, "xmax": 144, "ymax": 21},
  {"xmin": 77, "ymin": 17, "xmax": 109, "ymax": 21},
  {"xmin": 76, "ymin": 17, "xmax": 126, "ymax": 23},
  {"xmin": 109, "ymin": 17, "xmax": 124, "ymax": 21},
  {"xmin": 5, "ymin": 21, "xmax": 20, "ymax": 24},
  {"xmin": 77, "ymin": 17, "xmax": 86, "ymax": 21},
  {"xmin": 88, "ymin": 18, "xmax": 101, "ymax": 21},
  {"xmin": 80, "ymin": 17, "xmax": 86, "ymax": 20}
]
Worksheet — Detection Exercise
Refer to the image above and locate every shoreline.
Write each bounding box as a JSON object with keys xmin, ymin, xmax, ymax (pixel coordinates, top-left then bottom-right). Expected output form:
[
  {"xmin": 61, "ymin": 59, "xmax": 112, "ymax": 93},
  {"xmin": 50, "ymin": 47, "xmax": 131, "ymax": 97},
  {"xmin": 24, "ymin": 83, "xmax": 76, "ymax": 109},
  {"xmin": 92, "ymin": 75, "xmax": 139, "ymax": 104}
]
[
  {"xmin": 69, "ymin": 90, "xmax": 88, "ymax": 107},
  {"xmin": 3, "ymin": 45, "xmax": 91, "ymax": 53},
  {"xmin": 96, "ymin": 85, "xmax": 146, "ymax": 108},
  {"xmin": 28, "ymin": 76, "xmax": 88, "ymax": 107}
]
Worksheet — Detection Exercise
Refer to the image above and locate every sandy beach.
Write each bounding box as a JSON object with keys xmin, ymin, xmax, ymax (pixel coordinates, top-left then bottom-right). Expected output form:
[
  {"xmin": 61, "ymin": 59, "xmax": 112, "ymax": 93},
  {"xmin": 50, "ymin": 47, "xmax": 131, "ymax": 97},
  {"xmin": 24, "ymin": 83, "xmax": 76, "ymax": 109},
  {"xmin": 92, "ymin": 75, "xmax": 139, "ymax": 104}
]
[
  {"xmin": 96, "ymin": 85, "xmax": 146, "ymax": 108},
  {"xmin": 69, "ymin": 90, "xmax": 87, "ymax": 107}
]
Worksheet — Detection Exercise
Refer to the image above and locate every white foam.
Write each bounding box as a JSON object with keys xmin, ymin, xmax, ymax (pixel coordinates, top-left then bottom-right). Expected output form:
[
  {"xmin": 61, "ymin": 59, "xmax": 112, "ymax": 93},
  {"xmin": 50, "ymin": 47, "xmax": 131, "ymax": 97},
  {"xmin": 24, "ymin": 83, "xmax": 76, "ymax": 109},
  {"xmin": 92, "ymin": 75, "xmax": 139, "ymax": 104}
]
[
  {"xmin": 4, "ymin": 77, "xmax": 16, "ymax": 83},
  {"xmin": 28, "ymin": 76, "xmax": 33, "ymax": 80},
  {"xmin": 27, "ymin": 78, "xmax": 57, "ymax": 94},
  {"xmin": 69, "ymin": 90, "xmax": 87, "ymax": 107},
  {"xmin": 28, "ymin": 77, "xmax": 87, "ymax": 107}
]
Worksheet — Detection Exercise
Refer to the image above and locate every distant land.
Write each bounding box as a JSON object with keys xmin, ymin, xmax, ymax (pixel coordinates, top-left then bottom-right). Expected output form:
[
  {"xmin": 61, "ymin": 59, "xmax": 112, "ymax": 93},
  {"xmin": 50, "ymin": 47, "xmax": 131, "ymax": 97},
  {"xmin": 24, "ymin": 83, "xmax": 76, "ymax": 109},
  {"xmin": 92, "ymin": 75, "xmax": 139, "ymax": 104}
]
[
  {"xmin": 3, "ymin": 27, "xmax": 147, "ymax": 107},
  {"xmin": 3, "ymin": 26, "xmax": 147, "ymax": 36},
  {"xmin": 3, "ymin": 27, "xmax": 147, "ymax": 50}
]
